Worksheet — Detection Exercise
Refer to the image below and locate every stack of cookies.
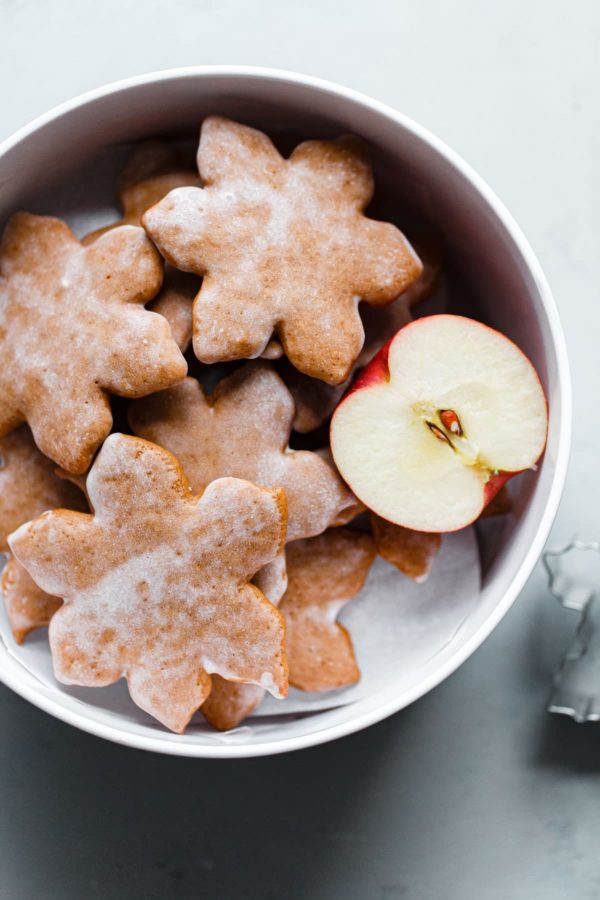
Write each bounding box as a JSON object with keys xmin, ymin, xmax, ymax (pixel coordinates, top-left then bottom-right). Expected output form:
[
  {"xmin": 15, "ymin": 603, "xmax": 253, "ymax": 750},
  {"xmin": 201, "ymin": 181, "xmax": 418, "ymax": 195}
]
[{"xmin": 0, "ymin": 116, "xmax": 544, "ymax": 733}]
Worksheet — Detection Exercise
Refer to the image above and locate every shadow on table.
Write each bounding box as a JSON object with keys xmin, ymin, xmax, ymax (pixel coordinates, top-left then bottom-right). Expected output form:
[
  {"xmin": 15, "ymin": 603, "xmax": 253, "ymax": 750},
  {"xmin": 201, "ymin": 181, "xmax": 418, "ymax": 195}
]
[
  {"xmin": 535, "ymin": 712, "xmax": 600, "ymax": 772},
  {"xmin": 0, "ymin": 686, "xmax": 416, "ymax": 900}
]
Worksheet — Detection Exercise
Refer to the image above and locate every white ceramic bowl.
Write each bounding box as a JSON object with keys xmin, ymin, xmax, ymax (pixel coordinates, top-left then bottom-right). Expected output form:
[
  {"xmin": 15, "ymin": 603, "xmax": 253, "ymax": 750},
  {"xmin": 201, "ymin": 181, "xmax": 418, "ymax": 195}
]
[{"xmin": 0, "ymin": 67, "xmax": 571, "ymax": 757}]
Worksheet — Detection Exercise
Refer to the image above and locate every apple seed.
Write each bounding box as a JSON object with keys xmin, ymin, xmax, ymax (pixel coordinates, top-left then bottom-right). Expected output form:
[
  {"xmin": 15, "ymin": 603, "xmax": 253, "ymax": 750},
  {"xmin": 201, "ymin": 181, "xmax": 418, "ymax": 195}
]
[
  {"xmin": 426, "ymin": 421, "xmax": 456, "ymax": 449},
  {"xmin": 439, "ymin": 409, "xmax": 463, "ymax": 436}
]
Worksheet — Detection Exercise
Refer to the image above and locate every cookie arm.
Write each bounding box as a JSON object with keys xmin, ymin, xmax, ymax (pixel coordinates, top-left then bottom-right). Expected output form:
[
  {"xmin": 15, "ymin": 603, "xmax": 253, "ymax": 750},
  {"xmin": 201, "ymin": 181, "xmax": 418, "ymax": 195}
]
[
  {"xmin": 128, "ymin": 664, "xmax": 212, "ymax": 734},
  {"xmin": 25, "ymin": 382, "xmax": 113, "ymax": 475},
  {"xmin": 142, "ymin": 187, "xmax": 212, "ymax": 275},
  {"xmin": 201, "ymin": 583, "xmax": 288, "ymax": 699},
  {"xmin": 84, "ymin": 225, "xmax": 164, "ymax": 304},
  {"xmin": 287, "ymin": 611, "xmax": 360, "ymax": 693},
  {"xmin": 290, "ymin": 135, "xmax": 374, "ymax": 210},
  {"xmin": 198, "ymin": 478, "xmax": 288, "ymax": 579},
  {"xmin": 85, "ymin": 434, "xmax": 192, "ymax": 517},
  {"xmin": 0, "ymin": 213, "xmax": 76, "ymax": 277},
  {"xmin": 98, "ymin": 305, "xmax": 187, "ymax": 397},
  {"xmin": 192, "ymin": 275, "xmax": 278, "ymax": 363},
  {"xmin": 198, "ymin": 116, "xmax": 283, "ymax": 186},
  {"xmin": 211, "ymin": 362, "xmax": 295, "ymax": 447},
  {"xmin": 278, "ymin": 298, "xmax": 365, "ymax": 385},
  {"xmin": 352, "ymin": 219, "xmax": 423, "ymax": 305},
  {"xmin": 276, "ymin": 450, "xmax": 355, "ymax": 542},
  {"xmin": 8, "ymin": 509, "xmax": 98, "ymax": 597}
]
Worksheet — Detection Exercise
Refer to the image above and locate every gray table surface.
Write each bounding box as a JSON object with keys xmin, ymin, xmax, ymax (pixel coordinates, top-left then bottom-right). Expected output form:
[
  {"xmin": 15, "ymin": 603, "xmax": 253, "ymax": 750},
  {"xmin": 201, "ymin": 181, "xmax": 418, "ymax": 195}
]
[{"xmin": 1, "ymin": 1, "xmax": 599, "ymax": 897}]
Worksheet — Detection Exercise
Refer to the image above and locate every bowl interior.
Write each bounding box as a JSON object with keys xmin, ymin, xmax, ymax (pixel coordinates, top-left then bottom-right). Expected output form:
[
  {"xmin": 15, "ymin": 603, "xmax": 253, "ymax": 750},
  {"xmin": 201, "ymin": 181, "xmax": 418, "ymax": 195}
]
[{"xmin": 0, "ymin": 70, "xmax": 567, "ymax": 756}]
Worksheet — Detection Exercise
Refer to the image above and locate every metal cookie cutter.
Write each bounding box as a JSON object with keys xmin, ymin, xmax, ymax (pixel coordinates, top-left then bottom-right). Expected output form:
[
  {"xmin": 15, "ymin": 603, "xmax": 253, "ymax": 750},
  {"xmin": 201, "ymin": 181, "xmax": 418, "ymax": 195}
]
[{"xmin": 543, "ymin": 541, "xmax": 600, "ymax": 722}]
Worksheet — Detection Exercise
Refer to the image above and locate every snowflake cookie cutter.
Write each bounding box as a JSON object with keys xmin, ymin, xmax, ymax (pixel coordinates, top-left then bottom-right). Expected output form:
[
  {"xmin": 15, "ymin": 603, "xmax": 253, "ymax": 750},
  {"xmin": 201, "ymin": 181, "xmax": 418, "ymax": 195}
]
[{"xmin": 543, "ymin": 540, "xmax": 600, "ymax": 722}]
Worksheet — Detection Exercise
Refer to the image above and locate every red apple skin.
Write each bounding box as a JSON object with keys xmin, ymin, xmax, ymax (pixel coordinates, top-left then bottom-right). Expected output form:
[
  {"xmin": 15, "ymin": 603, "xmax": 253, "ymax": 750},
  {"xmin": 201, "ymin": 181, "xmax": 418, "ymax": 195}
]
[
  {"xmin": 482, "ymin": 470, "xmax": 513, "ymax": 509},
  {"xmin": 331, "ymin": 315, "xmax": 549, "ymax": 530},
  {"xmin": 349, "ymin": 333, "xmax": 394, "ymax": 392}
]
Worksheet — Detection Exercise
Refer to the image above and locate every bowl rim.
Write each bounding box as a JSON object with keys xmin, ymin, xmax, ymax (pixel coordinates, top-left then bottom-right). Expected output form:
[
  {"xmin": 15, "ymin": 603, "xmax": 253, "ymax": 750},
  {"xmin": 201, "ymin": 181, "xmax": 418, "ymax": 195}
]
[{"xmin": 0, "ymin": 65, "xmax": 572, "ymax": 758}]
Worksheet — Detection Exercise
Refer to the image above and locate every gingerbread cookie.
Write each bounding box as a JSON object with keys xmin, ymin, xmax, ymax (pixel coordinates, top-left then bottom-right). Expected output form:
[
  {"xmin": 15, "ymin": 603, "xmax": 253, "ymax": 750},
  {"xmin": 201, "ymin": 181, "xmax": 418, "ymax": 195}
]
[
  {"xmin": 370, "ymin": 515, "xmax": 442, "ymax": 582},
  {"xmin": 143, "ymin": 116, "xmax": 422, "ymax": 384},
  {"xmin": 9, "ymin": 433, "xmax": 288, "ymax": 733},
  {"xmin": 0, "ymin": 213, "xmax": 187, "ymax": 473},
  {"xmin": 281, "ymin": 528, "xmax": 376, "ymax": 693},
  {"xmin": 0, "ymin": 427, "xmax": 86, "ymax": 642},
  {"xmin": 83, "ymin": 144, "xmax": 201, "ymax": 351},
  {"xmin": 284, "ymin": 234, "xmax": 443, "ymax": 432}
]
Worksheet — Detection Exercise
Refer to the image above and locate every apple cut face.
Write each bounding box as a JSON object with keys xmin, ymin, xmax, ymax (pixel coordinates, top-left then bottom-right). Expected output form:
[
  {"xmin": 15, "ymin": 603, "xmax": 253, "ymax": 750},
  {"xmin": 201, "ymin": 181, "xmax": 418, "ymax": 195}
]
[{"xmin": 330, "ymin": 315, "xmax": 548, "ymax": 532}]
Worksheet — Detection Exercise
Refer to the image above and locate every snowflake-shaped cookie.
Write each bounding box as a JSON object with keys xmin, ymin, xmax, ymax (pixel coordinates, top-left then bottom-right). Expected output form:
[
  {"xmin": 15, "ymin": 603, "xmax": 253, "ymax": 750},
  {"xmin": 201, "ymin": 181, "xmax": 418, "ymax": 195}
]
[
  {"xmin": 0, "ymin": 213, "xmax": 187, "ymax": 473},
  {"xmin": 143, "ymin": 116, "xmax": 422, "ymax": 384},
  {"xmin": 9, "ymin": 433, "xmax": 288, "ymax": 733}
]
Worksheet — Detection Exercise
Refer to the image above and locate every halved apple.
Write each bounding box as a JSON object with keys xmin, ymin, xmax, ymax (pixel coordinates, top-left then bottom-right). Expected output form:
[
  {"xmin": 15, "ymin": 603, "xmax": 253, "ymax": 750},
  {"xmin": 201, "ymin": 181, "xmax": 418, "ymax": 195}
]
[{"xmin": 330, "ymin": 315, "xmax": 548, "ymax": 533}]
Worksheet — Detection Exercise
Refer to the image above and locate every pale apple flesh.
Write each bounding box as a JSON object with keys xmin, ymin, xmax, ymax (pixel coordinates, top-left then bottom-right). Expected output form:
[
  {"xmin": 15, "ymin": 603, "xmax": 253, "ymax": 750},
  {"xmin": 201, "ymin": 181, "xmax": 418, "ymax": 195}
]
[{"xmin": 330, "ymin": 315, "xmax": 548, "ymax": 533}]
